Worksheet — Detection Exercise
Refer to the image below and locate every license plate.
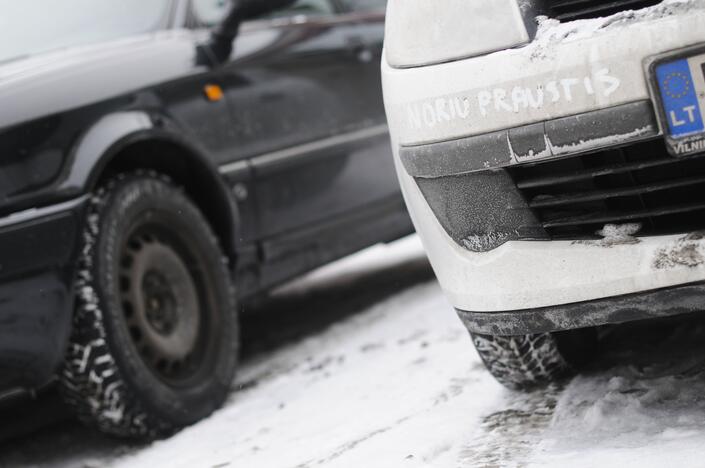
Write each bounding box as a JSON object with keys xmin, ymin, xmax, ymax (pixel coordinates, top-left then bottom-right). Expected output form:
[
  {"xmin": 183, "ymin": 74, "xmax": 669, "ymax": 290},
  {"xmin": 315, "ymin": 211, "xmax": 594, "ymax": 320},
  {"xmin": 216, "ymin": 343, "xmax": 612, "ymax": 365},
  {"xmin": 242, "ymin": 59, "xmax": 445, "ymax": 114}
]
[{"xmin": 651, "ymin": 48, "xmax": 705, "ymax": 156}]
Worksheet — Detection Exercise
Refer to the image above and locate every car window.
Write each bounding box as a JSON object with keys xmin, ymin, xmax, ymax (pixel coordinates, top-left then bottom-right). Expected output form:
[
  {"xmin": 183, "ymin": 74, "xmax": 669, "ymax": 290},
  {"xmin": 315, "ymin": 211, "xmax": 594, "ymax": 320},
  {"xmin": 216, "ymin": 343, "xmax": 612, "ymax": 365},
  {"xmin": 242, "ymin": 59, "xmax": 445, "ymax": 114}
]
[
  {"xmin": 0, "ymin": 0, "xmax": 172, "ymax": 64},
  {"xmin": 191, "ymin": 0, "xmax": 230, "ymax": 27},
  {"xmin": 189, "ymin": 0, "xmax": 336, "ymax": 29},
  {"xmin": 344, "ymin": 0, "xmax": 386, "ymax": 12},
  {"xmin": 266, "ymin": 0, "xmax": 336, "ymax": 18}
]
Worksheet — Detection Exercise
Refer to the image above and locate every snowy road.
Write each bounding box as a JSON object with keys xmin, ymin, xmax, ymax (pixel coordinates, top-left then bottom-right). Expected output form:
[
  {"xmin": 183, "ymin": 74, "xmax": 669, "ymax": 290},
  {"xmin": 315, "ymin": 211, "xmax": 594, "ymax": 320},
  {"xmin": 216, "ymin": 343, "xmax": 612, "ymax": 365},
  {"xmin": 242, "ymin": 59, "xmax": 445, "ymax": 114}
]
[{"xmin": 3, "ymin": 236, "xmax": 705, "ymax": 467}]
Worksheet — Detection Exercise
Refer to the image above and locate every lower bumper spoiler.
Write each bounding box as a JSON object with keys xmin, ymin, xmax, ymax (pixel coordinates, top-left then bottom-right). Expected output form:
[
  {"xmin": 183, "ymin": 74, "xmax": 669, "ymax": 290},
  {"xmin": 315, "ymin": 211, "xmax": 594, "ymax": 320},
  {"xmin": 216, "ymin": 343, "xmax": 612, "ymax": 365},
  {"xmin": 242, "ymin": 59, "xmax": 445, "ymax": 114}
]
[{"xmin": 458, "ymin": 281, "xmax": 705, "ymax": 336}]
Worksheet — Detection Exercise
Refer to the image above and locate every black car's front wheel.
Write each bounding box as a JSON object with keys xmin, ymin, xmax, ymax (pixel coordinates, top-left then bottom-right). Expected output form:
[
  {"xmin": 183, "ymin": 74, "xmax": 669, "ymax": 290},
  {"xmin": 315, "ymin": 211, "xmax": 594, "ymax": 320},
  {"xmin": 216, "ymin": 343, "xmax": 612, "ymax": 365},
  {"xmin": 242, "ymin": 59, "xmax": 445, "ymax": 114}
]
[{"xmin": 60, "ymin": 173, "xmax": 238, "ymax": 439}]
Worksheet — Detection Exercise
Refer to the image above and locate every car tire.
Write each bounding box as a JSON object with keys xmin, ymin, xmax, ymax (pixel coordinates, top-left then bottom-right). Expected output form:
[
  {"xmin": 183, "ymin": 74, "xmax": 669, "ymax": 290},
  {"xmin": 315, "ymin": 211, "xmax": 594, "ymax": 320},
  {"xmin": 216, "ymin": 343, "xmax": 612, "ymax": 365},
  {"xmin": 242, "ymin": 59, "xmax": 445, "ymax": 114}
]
[
  {"xmin": 471, "ymin": 328, "xmax": 597, "ymax": 390},
  {"xmin": 60, "ymin": 172, "xmax": 238, "ymax": 439}
]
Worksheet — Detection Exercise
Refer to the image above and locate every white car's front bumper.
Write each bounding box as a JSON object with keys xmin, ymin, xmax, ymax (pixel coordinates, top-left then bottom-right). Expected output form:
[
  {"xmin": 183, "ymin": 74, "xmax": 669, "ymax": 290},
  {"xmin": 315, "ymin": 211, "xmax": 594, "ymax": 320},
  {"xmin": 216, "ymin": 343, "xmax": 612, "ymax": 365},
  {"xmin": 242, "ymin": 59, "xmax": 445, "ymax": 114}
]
[
  {"xmin": 397, "ymin": 164, "xmax": 705, "ymax": 312},
  {"xmin": 383, "ymin": 1, "xmax": 705, "ymax": 320}
]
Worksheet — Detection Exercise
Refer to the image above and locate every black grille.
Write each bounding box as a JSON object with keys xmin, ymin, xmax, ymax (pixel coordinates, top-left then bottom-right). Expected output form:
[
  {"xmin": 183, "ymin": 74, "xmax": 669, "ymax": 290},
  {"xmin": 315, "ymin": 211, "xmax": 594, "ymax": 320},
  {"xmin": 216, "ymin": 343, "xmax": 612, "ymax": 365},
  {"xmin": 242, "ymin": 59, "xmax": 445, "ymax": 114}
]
[
  {"xmin": 508, "ymin": 139, "xmax": 705, "ymax": 239},
  {"xmin": 547, "ymin": 0, "xmax": 662, "ymax": 20}
]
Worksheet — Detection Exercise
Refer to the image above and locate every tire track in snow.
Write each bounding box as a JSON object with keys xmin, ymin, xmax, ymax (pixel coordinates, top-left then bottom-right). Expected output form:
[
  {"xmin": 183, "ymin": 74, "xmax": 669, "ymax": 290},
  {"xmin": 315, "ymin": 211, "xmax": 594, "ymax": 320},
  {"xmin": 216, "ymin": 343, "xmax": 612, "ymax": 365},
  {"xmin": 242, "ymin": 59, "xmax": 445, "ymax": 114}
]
[
  {"xmin": 457, "ymin": 383, "xmax": 563, "ymax": 467},
  {"xmin": 456, "ymin": 316, "xmax": 705, "ymax": 468}
]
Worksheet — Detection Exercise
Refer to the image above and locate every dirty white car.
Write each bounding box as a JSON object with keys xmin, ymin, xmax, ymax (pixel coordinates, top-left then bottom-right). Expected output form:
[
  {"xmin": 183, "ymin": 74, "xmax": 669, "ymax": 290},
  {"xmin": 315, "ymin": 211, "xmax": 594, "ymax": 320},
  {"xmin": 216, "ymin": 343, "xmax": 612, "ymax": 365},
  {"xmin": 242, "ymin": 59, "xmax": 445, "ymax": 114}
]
[{"xmin": 382, "ymin": 0, "xmax": 705, "ymax": 388}]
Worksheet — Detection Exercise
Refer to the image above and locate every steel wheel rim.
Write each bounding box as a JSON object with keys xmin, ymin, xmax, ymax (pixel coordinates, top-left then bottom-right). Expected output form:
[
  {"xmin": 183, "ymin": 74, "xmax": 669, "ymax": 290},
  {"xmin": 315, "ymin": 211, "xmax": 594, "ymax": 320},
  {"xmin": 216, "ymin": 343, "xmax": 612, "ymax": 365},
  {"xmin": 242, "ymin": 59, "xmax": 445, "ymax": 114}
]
[{"xmin": 117, "ymin": 226, "xmax": 210, "ymax": 385}]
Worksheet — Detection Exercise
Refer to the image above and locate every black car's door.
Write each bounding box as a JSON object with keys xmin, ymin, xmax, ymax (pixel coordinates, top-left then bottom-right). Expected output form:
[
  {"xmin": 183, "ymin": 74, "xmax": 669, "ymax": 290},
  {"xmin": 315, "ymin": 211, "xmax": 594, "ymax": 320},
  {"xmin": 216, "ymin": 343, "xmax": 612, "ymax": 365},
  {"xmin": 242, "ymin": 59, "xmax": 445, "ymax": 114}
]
[{"xmin": 216, "ymin": 0, "xmax": 401, "ymax": 252}]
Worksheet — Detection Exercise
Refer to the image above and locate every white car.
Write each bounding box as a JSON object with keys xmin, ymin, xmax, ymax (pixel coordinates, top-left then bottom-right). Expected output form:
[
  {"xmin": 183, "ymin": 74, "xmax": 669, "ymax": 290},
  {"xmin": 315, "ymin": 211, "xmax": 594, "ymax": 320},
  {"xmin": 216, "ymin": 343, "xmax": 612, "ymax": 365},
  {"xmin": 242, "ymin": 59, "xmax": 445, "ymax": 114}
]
[{"xmin": 382, "ymin": 0, "xmax": 705, "ymax": 389}]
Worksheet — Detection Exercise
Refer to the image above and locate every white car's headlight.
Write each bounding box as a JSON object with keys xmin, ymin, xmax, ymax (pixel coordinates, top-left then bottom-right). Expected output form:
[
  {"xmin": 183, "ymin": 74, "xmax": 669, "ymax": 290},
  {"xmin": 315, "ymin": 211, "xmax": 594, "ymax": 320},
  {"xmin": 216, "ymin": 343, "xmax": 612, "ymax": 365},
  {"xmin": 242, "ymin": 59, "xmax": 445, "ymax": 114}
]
[{"xmin": 385, "ymin": 0, "xmax": 530, "ymax": 68}]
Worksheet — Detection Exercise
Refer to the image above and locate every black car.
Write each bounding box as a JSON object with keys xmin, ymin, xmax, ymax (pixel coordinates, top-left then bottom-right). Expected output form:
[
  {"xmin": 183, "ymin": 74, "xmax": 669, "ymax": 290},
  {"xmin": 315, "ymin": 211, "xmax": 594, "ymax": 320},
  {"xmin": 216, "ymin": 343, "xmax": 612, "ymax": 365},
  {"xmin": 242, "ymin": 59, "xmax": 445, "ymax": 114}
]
[{"xmin": 0, "ymin": 0, "xmax": 410, "ymax": 438}]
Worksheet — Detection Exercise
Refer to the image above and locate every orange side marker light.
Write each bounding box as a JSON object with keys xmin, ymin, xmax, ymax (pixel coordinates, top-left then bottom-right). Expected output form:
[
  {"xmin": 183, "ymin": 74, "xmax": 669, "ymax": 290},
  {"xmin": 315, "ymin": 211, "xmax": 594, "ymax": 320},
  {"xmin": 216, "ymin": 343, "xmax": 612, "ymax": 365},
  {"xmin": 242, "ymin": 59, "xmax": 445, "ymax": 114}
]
[{"xmin": 204, "ymin": 84, "xmax": 224, "ymax": 102}]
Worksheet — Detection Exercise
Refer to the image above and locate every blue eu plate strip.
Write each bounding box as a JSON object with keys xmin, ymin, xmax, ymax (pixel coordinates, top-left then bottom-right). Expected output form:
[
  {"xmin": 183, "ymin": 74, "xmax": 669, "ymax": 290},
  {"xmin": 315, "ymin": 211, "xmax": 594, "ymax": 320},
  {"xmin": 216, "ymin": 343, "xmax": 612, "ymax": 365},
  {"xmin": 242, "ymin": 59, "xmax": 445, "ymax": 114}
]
[{"xmin": 656, "ymin": 58, "xmax": 704, "ymax": 137}]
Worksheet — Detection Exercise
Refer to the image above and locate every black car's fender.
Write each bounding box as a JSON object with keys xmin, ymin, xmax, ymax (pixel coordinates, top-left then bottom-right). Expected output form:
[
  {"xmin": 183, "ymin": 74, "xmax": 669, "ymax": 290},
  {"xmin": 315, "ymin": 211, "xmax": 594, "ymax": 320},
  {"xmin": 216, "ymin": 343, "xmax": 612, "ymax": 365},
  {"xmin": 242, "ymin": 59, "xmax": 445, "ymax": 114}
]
[{"xmin": 0, "ymin": 110, "xmax": 242, "ymax": 390}]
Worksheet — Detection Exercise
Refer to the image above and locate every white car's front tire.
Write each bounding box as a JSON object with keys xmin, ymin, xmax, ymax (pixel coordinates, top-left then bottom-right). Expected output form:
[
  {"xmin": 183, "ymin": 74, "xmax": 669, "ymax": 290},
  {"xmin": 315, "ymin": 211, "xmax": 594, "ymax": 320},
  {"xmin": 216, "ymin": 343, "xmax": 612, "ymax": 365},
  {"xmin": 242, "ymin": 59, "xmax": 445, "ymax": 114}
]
[{"xmin": 471, "ymin": 329, "xmax": 598, "ymax": 390}]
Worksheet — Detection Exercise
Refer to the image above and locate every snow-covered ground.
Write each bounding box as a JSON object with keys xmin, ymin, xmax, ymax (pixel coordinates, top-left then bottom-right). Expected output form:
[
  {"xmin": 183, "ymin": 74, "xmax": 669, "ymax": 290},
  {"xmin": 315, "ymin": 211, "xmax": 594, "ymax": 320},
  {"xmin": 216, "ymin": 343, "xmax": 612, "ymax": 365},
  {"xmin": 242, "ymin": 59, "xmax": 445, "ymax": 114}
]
[{"xmin": 3, "ymin": 235, "xmax": 705, "ymax": 468}]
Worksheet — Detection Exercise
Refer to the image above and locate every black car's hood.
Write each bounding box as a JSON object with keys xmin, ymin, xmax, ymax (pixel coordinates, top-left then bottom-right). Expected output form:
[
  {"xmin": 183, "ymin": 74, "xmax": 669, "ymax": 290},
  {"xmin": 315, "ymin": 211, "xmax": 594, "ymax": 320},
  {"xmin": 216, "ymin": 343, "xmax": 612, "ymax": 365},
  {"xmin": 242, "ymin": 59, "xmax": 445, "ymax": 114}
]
[{"xmin": 0, "ymin": 30, "xmax": 201, "ymax": 130}]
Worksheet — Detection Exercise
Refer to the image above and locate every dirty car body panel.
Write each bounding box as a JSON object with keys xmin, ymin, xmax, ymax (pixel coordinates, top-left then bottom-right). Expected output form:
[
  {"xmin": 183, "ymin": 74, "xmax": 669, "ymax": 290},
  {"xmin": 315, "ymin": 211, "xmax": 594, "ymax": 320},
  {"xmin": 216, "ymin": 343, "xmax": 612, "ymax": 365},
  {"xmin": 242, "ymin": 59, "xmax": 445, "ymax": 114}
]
[
  {"xmin": 382, "ymin": 0, "xmax": 705, "ymax": 335},
  {"xmin": 0, "ymin": 0, "xmax": 410, "ymax": 391}
]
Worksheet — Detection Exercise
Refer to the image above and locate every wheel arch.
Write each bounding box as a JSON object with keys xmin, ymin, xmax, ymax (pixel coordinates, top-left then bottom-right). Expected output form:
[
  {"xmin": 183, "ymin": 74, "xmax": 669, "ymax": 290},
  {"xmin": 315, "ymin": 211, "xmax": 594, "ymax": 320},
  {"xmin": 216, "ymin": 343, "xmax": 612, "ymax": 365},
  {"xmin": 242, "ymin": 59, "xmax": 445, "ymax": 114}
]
[{"xmin": 67, "ymin": 111, "xmax": 240, "ymax": 260}]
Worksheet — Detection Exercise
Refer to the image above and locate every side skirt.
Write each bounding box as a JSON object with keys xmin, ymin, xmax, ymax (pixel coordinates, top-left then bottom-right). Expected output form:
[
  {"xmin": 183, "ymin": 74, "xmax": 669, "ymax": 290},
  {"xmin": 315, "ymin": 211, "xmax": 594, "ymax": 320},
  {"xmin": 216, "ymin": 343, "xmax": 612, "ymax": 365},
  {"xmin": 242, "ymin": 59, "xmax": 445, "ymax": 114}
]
[{"xmin": 250, "ymin": 197, "xmax": 414, "ymax": 295}]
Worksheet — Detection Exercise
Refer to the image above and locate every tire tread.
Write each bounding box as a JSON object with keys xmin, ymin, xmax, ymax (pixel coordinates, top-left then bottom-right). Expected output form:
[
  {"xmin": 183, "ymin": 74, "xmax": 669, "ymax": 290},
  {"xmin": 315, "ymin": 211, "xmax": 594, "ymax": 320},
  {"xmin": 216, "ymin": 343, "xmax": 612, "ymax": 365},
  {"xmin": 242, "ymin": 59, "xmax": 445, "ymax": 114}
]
[{"xmin": 471, "ymin": 332, "xmax": 572, "ymax": 390}]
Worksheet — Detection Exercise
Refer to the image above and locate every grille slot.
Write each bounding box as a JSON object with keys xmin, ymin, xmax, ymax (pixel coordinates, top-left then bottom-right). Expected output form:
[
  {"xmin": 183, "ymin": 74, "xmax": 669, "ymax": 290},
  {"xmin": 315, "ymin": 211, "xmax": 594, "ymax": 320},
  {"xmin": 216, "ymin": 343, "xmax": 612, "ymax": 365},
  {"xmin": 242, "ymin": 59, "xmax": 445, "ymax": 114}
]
[
  {"xmin": 547, "ymin": 0, "xmax": 662, "ymax": 20},
  {"xmin": 508, "ymin": 139, "xmax": 705, "ymax": 239}
]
